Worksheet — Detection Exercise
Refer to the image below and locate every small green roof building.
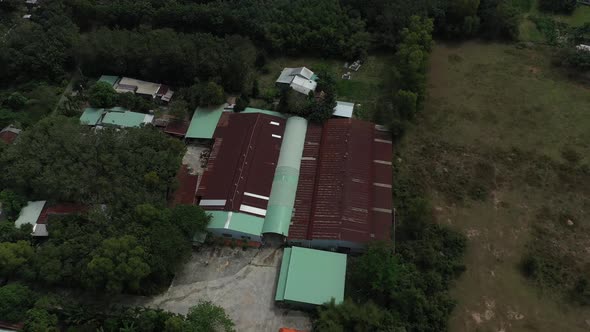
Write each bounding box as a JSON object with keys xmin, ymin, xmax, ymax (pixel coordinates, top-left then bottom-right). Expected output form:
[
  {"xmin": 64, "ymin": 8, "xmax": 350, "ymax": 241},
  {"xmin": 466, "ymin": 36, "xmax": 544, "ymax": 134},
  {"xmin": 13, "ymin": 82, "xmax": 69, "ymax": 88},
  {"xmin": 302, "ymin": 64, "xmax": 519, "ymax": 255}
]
[
  {"xmin": 185, "ymin": 105, "xmax": 225, "ymax": 139},
  {"xmin": 275, "ymin": 247, "xmax": 347, "ymax": 307},
  {"xmin": 98, "ymin": 75, "xmax": 120, "ymax": 87},
  {"xmin": 101, "ymin": 111, "xmax": 154, "ymax": 128},
  {"xmin": 80, "ymin": 108, "xmax": 106, "ymax": 126}
]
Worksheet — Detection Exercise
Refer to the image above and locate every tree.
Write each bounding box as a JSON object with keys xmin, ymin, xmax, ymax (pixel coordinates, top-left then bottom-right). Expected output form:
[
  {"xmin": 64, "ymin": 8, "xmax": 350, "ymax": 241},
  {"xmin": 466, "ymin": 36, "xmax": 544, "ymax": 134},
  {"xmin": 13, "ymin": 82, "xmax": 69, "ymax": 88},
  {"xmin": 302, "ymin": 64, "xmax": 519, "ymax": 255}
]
[
  {"xmin": 168, "ymin": 205, "xmax": 211, "ymax": 239},
  {"xmin": 0, "ymin": 241, "xmax": 34, "ymax": 279},
  {"xmin": 0, "ymin": 189, "xmax": 27, "ymax": 221},
  {"xmin": 394, "ymin": 90, "xmax": 418, "ymax": 120},
  {"xmin": 169, "ymin": 100, "xmax": 188, "ymax": 121},
  {"xmin": 184, "ymin": 301, "xmax": 235, "ymax": 332},
  {"xmin": 85, "ymin": 235, "xmax": 150, "ymax": 293},
  {"xmin": 234, "ymin": 97, "xmax": 249, "ymax": 112},
  {"xmin": 0, "ymin": 283, "xmax": 36, "ymax": 322},
  {"xmin": 315, "ymin": 299, "xmax": 398, "ymax": 332},
  {"xmin": 5, "ymin": 93, "xmax": 27, "ymax": 111},
  {"xmin": 538, "ymin": 0, "xmax": 577, "ymax": 14},
  {"xmin": 200, "ymin": 82, "xmax": 225, "ymax": 106},
  {"xmin": 23, "ymin": 308, "xmax": 58, "ymax": 332},
  {"xmin": 0, "ymin": 222, "xmax": 32, "ymax": 243},
  {"xmin": 88, "ymin": 82, "xmax": 118, "ymax": 108},
  {"xmin": 164, "ymin": 316, "xmax": 186, "ymax": 332}
]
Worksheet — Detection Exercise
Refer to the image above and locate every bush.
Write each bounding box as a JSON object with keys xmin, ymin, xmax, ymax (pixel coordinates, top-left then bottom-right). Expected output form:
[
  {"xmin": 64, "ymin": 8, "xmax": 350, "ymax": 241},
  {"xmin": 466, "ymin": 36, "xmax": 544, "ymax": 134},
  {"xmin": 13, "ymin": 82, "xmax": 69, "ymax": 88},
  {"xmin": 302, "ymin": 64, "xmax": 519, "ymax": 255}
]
[
  {"xmin": 538, "ymin": 0, "xmax": 577, "ymax": 14},
  {"xmin": 0, "ymin": 284, "xmax": 37, "ymax": 323}
]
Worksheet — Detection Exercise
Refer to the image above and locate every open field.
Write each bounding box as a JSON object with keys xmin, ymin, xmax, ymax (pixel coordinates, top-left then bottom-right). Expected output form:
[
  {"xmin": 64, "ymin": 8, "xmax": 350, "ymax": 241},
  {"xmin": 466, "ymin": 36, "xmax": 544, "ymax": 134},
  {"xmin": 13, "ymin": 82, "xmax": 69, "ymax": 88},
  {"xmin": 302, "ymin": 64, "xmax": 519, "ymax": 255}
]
[
  {"xmin": 257, "ymin": 54, "xmax": 394, "ymax": 120},
  {"xmin": 397, "ymin": 42, "xmax": 590, "ymax": 331}
]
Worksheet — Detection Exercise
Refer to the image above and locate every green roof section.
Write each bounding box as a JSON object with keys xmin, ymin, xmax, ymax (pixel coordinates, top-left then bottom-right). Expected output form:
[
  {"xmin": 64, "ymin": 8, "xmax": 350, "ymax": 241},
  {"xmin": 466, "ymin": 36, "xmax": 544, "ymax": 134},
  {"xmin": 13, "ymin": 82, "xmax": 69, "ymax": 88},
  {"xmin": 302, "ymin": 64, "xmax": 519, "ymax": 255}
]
[
  {"xmin": 98, "ymin": 75, "xmax": 120, "ymax": 87},
  {"xmin": 262, "ymin": 116, "xmax": 307, "ymax": 236},
  {"xmin": 207, "ymin": 211, "xmax": 265, "ymax": 237},
  {"xmin": 275, "ymin": 247, "xmax": 347, "ymax": 306},
  {"xmin": 242, "ymin": 107, "xmax": 288, "ymax": 118},
  {"xmin": 186, "ymin": 105, "xmax": 225, "ymax": 139},
  {"xmin": 80, "ymin": 108, "xmax": 105, "ymax": 126},
  {"xmin": 101, "ymin": 111, "xmax": 153, "ymax": 128},
  {"xmin": 15, "ymin": 201, "xmax": 46, "ymax": 228}
]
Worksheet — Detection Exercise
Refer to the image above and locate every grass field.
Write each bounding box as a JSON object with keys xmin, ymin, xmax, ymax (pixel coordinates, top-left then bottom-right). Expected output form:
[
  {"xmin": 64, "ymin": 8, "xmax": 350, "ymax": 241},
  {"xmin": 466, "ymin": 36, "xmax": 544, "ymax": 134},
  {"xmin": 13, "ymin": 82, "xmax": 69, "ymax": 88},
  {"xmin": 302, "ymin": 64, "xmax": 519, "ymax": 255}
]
[
  {"xmin": 256, "ymin": 54, "xmax": 394, "ymax": 120},
  {"xmin": 397, "ymin": 42, "xmax": 590, "ymax": 331}
]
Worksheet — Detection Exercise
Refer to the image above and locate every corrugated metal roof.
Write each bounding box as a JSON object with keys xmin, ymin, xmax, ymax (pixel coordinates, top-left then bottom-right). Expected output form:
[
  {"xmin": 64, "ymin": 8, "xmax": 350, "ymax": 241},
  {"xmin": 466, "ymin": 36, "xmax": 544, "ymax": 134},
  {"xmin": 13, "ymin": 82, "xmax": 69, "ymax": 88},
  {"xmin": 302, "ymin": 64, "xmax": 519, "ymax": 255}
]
[
  {"xmin": 288, "ymin": 119, "xmax": 393, "ymax": 244},
  {"xmin": 333, "ymin": 101, "xmax": 354, "ymax": 118},
  {"xmin": 98, "ymin": 75, "xmax": 120, "ymax": 87},
  {"xmin": 171, "ymin": 165, "xmax": 198, "ymax": 206},
  {"xmin": 263, "ymin": 117, "xmax": 308, "ymax": 236},
  {"xmin": 118, "ymin": 77, "xmax": 161, "ymax": 96},
  {"xmin": 80, "ymin": 108, "xmax": 105, "ymax": 126},
  {"xmin": 185, "ymin": 105, "xmax": 225, "ymax": 139},
  {"xmin": 37, "ymin": 203, "xmax": 87, "ymax": 224},
  {"xmin": 275, "ymin": 247, "xmax": 346, "ymax": 305},
  {"xmin": 164, "ymin": 120, "xmax": 190, "ymax": 137},
  {"xmin": 101, "ymin": 111, "xmax": 153, "ymax": 128},
  {"xmin": 197, "ymin": 112, "xmax": 286, "ymax": 221},
  {"xmin": 15, "ymin": 201, "xmax": 46, "ymax": 229}
]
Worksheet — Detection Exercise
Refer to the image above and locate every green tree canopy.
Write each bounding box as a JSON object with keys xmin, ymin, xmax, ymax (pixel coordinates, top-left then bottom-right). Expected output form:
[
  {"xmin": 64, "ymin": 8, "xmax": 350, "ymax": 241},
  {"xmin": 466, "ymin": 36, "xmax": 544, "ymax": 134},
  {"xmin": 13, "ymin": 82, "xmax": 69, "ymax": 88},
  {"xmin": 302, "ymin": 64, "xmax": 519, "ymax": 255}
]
[
  {"xmin": 23, "ymin": 308, "xmax": 59, "ymax": 332},
  {"xmin": 0, "ymin": 116, "xmax": 185, "ymax": 209},
  {"xmin": 0, "ymin": 283, "xmax": 37, "ymax": 322},
  {"xmin": 184, "ymin": 301, "xmax": 235, "ymax": 332},
  {"xmin": 88, "ymin": 81, "xmax": 118, "ymax": 108},
  {"xmin": 85, "ymin": 235, "xmax": 151, "ymax": 293},
  {"xmin": 0, "ymin": 240, "xmax": 34, "ymax": 279},
  {"xmin": 200, "ymin": 82, "xmax": 225, "ymax": 106},
  {"xmin": 0, "ymin": 189, "xmax": 27, "ymax": 221}
]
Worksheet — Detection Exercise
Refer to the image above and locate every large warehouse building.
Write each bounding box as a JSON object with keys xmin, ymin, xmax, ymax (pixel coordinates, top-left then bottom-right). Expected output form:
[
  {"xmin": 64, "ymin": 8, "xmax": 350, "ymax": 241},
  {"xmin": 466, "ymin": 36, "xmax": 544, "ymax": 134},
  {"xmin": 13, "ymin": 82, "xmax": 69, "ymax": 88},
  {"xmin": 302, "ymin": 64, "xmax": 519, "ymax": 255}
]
[{"xmin": 194, "ymin": 110, "xmax": 393, "ymax": 251}]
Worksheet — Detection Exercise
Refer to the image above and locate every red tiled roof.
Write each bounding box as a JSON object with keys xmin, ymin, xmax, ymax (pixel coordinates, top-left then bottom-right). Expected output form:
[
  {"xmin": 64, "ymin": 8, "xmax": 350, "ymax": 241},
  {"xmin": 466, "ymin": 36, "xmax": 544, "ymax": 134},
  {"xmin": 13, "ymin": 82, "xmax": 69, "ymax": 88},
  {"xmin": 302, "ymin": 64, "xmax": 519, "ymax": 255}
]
[
  {"xmin": 0, "ymin": 321, "xmax": 24, "ymax": 331},
  {"xmin": 164, "ymin": 120, "xmax": 190, "ymax": 137},
  {"xmin": 289, "ymin": 118, "xmax": 393, "ymax": 244},
  {"xmin": 196, "ymin": 113, "xmax": 286, "ymax": 216},
  {"xmin": 171, "ymin": 164, "xmax": 199, "ymax": 206},
  {"xmin": 38, "ymin": 203, "xmax": 88, "ymax": 224},
  {"xmin": 0, "ymin": 130, "xmax": 18, "ymax": 144}
]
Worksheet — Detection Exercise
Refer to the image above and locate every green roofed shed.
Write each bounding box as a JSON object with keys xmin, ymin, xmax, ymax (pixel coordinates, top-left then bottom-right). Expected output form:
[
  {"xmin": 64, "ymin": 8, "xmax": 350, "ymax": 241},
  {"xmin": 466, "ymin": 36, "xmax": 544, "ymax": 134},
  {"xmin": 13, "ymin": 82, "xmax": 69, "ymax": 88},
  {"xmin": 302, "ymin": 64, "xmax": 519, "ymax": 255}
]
[
  {"xmin": 207, "ymin": 210, "xmax": 265, "ymax": 237},
  {"xmin": 185, "ymin": 105, "xmax": 225, "ymax": 139},
  {"xmin": 80, "ymin": 108, "xmax": 105, "ymax": 126},
  {"xmin": 101, "ymin": 111, "xmax": 153, "ymax": 128},
  {"xmin": 276, "ymin": 247, "xmax": 347, "ymax": 306},
  {"xmin": 98, "ymin": 75, "xmax": 120, "ymax": 87},
  {"xmin": 262, "ymin": 117, "xmax": 307, "ymax": 236}
]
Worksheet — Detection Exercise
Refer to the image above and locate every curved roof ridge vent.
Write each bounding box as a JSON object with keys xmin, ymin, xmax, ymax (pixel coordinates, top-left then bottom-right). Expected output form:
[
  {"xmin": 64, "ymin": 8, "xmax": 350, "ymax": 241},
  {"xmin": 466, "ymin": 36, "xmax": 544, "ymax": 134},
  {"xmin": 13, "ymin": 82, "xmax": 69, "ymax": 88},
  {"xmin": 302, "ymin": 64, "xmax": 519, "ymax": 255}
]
[{"xmin": 262, "ymin": 116, "xmax": 308, "ymax": 236}]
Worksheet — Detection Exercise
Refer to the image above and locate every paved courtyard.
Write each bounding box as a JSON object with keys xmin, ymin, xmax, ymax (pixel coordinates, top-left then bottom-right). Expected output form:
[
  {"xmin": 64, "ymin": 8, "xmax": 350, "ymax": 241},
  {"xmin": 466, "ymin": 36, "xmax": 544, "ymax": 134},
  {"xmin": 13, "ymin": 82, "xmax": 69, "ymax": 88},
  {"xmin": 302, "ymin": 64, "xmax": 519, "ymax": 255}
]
[{"xmin": 134, "ymin": 246, "xmax": 311, "ymax": 331}]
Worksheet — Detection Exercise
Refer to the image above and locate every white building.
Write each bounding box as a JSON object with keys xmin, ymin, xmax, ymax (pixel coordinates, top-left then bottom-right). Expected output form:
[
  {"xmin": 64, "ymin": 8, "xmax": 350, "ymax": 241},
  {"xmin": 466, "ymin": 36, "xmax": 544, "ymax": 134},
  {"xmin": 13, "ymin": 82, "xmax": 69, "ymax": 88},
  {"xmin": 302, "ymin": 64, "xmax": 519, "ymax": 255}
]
[
  {"xmin": 333, "ymin": 101, "xmax": 355, "ymax": 118},
  {"xmin": 276, "ymin": 67, "xmax": 318, "ymax": 95}
]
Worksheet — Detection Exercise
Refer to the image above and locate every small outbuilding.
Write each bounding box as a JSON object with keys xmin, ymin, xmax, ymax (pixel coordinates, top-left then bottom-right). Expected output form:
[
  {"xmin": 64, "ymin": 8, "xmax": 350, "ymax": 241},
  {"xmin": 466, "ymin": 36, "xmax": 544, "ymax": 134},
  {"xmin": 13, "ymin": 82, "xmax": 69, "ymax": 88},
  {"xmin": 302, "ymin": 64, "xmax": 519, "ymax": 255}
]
[
  {"xmin": 276, "ymin": 67, "xmax": 318, "ymax": 95},
  {"xmin": 275, "ymin": 247, "xmax": 346, "ymax": 307},
  {"xmin": 0, "ymin": 125, "xmax": 21, "ymax": 144},
  {"xmin": 332, "ymin": 101, "xmax": 355, "ymax": 118}
]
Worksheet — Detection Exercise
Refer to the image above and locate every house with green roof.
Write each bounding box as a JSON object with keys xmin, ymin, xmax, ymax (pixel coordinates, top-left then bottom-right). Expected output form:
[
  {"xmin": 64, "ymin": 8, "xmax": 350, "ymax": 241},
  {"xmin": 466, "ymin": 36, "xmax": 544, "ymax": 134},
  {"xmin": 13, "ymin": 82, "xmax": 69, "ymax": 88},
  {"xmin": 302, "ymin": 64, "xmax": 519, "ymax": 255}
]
[
  {"xmin": 101, "ymin": 110, "xmax": 154, "ymax": 128},
  {"xmin": 275, "ymin": 247, "xmax": 347, "ymax": 307},
  {"xmin": 79, "ymin": 107, "xmax": 154, "ymax": 128},
  {"xmin": 98, "ymin": 75, "xmax": 120, "ymax": 87}
]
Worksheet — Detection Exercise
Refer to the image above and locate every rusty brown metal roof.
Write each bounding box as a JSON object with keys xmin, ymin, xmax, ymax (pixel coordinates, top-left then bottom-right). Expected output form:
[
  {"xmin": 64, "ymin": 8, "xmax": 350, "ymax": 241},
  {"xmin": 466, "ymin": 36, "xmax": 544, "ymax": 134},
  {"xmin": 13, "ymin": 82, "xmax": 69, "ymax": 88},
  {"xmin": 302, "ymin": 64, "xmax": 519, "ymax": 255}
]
[
  {"xmin": 196, "ymin": 113, "xmax": 286, "ymax": 217},
  {"xmin": 289, "ymin": 118, "xmax": 393, "ymax": 244}
]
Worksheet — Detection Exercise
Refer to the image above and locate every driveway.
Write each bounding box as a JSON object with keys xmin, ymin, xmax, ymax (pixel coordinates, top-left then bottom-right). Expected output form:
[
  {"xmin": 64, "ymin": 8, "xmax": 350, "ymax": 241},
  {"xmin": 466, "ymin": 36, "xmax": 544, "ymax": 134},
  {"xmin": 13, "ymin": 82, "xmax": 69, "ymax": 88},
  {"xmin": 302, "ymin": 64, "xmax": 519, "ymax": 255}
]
[{"xmin": 129, "ymin": 247, "xmax": 312, "ymax": 331}]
